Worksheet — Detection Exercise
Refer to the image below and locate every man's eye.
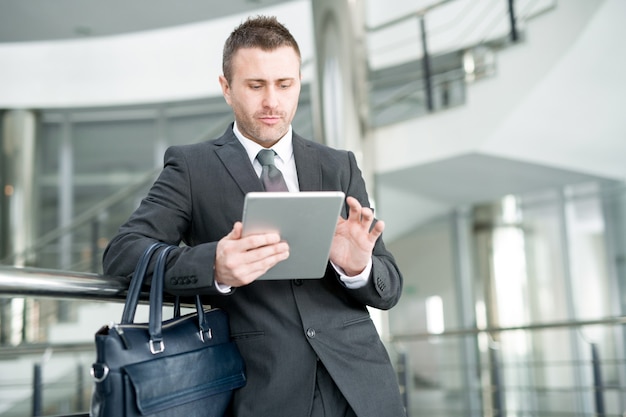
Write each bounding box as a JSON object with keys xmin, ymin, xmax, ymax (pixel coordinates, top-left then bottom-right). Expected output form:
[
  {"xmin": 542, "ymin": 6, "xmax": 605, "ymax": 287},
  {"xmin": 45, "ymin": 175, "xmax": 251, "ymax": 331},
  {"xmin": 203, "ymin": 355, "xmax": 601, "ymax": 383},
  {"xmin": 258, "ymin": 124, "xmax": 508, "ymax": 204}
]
[
  {"xmin": 280, "ymin": 83, "xmax": 291, "ymax": 89},
  {"xmin": 250, "ymin": 85, "xmax": 262, "ymax": 90}
]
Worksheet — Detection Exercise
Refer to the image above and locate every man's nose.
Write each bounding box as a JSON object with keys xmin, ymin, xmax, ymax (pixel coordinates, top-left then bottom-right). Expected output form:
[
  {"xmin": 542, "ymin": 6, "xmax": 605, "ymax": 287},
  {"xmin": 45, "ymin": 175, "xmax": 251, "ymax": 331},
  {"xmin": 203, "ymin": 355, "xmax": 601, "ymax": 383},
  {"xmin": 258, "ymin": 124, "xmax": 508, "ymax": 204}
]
[{"xmin": 262, "ymin": 87, "xmax": 279, "ymax": 108}]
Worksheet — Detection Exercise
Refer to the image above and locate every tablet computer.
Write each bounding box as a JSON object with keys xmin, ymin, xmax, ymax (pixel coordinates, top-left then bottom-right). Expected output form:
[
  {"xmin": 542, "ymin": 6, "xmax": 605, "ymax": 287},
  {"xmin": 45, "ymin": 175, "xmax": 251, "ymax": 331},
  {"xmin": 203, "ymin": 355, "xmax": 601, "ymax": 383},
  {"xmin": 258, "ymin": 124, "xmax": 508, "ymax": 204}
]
[{"xmin": 241, "ymin": 191, "xmax": 345, "ymax": 280}]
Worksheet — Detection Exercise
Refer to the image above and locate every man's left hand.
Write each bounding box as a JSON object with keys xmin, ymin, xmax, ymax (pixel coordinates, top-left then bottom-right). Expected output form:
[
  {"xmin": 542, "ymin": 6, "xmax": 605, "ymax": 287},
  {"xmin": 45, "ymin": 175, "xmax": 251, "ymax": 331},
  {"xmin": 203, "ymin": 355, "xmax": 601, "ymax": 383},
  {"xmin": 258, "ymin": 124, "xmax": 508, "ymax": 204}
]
[{"xmin": 329, "ymin": 196, "xmax": 383, "ymax": 276}]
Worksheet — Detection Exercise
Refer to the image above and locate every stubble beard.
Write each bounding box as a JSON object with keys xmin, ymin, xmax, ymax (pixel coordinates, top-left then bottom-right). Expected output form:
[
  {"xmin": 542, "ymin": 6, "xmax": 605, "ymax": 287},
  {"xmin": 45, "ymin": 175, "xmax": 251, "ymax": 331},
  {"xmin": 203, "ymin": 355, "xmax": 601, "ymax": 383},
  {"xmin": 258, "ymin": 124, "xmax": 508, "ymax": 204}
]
[{"xmin": 236, "ymin": 112, "xmax": 290, "ymax": 147}]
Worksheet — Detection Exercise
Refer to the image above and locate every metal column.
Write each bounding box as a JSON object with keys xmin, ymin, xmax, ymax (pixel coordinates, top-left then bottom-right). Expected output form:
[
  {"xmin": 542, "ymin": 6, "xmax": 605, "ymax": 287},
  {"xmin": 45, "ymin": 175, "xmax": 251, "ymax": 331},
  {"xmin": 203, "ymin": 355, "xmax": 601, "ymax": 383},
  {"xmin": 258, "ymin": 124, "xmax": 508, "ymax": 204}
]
[
  {"xmin": 452, "ymin": 207, "xmax": 482, "ymax": 416},
  {"xmin": 1, "ymin": 109, "xmax": 38, "ymax": 266}
]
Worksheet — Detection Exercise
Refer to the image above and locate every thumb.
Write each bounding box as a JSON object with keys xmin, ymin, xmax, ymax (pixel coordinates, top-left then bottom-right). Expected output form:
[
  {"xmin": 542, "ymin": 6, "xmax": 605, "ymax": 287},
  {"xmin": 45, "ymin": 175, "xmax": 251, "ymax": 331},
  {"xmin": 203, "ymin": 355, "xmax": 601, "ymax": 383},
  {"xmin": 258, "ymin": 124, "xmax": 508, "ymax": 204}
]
[{"xmin": 227, "ymin": 221, "xmax": 243, "ymax": 240}]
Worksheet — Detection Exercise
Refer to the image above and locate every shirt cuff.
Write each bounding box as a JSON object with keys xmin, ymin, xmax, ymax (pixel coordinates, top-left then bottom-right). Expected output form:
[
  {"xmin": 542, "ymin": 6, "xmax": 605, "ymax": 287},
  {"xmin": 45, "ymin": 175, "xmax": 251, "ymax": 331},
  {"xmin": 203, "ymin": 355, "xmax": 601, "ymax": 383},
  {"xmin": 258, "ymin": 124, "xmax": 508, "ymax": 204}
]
[
  {"xmin": 214, "ymin": 281, "xmax": 232, "ymax": 294},
  {"xmin": 331, "ymin": 258, "xmax": 372, "ymax": 289}
]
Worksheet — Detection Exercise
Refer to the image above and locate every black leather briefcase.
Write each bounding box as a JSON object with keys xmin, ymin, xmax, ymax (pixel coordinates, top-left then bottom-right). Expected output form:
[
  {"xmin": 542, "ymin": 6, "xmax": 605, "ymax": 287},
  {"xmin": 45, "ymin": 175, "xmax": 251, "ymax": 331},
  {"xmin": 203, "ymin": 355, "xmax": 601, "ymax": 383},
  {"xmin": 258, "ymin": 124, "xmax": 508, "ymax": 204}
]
[{"xmin": 90, "ymin": 243, "xmax": 246, "ymax": 417}]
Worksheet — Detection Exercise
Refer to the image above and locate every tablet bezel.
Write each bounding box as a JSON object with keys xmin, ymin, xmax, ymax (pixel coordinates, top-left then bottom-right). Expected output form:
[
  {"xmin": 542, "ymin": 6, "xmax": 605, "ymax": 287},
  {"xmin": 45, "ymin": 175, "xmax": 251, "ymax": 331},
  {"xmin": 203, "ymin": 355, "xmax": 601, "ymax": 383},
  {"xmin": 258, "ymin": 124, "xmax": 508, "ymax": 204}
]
[{"xmin": 241, "ymin": 191, "xmax": 345, "ymax": 280}]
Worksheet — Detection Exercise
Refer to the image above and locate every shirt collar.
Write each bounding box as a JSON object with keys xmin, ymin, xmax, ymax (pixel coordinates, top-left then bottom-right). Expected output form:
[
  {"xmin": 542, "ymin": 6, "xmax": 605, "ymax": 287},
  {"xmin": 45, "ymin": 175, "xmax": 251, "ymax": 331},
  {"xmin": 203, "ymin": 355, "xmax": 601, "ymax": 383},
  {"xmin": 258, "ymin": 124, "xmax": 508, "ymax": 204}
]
[{"xmin": 233, "ymin": 122, "xmax": 294, "ymax": 165}]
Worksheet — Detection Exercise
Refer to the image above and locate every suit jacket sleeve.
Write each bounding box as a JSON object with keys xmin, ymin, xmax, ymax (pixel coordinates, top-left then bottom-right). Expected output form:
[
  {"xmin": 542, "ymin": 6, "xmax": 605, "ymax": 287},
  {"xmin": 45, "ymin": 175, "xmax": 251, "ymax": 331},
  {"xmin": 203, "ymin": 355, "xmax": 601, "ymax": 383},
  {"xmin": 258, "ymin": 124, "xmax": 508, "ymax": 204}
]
[
  {"xmin": 102, "ymin": 145, "xmax": 224, "ymax": 295},
  {"xmin": 336, "ymin": 150, "xmax": 403, "ymax": 311}
]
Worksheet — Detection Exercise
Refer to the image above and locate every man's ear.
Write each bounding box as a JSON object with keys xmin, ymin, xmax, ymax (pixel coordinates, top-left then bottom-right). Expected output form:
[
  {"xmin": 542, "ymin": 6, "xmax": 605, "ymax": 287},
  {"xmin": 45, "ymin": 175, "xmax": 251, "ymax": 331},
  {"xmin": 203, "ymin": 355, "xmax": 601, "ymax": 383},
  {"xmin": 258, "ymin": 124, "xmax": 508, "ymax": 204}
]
[{"xmin": 218, "ymin": 75, "xmax": 231, "ymax": 105}]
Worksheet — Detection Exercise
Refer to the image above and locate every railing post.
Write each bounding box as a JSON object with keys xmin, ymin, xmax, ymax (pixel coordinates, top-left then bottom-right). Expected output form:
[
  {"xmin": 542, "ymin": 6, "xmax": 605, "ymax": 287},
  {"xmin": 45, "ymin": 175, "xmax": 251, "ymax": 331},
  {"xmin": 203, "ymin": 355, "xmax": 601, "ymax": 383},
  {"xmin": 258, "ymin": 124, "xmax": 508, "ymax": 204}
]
[
  {"xmin": 489, "ymin": 345, "xmax": 505, "ymax": 417},
  {"xmin": 418, "ymin": 14, "xmax": 434, "ymax": 112},
  {"xmin": 396, "ymin": 351, "xmax": 410, "ymax": 416},
  {"xmin": 507, "ymin": 0, "xmax": 519, "ymax": 42},
  {"xmin": 76, "ymin": 363, "xmax": 85, "ymax": 411},
  {"xmin": 591, "ymin": 343, "xmax": 605, "ymax": 416},
  {"xmin": 91, "ymin": 218, "xmax": 100, "ymax": 273},
  {"xmin": 32, "ymin": 363, "xmax": 42, "ymax": 417},
  {"xmin": 0, "ymin": 299, "xmax": 10, "ymax": 345}
]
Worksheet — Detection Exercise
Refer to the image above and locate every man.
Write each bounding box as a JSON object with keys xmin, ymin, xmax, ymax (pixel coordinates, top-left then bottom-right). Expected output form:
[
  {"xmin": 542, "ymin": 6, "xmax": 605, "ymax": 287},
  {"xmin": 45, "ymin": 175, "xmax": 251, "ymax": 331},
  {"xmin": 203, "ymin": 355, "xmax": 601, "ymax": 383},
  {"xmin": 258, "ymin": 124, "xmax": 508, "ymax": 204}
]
[{"xmin": 103, "ymin": 16, "xmax": 405, "ymax": 417}]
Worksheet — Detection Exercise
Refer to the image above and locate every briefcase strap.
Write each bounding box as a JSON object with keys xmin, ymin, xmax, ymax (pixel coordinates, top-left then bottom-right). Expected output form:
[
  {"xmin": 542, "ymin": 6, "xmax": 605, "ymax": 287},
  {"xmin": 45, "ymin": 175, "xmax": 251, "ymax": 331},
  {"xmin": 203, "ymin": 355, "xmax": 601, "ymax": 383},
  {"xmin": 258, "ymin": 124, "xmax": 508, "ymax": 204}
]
[
  {"xmin": 148, "ymin": 245, "xmax": 176, "ymax": 351},
  {"xmin": 120, "ymin": 242, "xmax": 166, "ymax": 324}
]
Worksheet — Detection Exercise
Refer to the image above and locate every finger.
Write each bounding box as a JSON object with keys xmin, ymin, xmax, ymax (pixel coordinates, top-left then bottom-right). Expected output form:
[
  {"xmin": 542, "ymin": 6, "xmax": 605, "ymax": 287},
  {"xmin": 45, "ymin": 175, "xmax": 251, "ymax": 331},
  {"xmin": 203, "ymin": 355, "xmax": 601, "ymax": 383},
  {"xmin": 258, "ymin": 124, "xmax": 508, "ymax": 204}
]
[
  {"xmin": 235, "ymin": 243, "xmax": 290, "ymax": 281},
  {"xmin": 369, "ymin": 219, "xmax": 385, "ymax": 241},
  {"xmin": 250, "ymin": 246, "xmax": 290, "ymax": 273},
  {"xmin": 241, "ymin": 232, "xmax": 283, "ymax": 251},
  {"xmin": 244, "ymin": 241, "xmax": 289, "ymax": 263},
  {"xmin": 345, "ymin": 196, "xmax": 363, "ymax": 220},
  {"xmin": 216, "ymin": 241, "xmax": 289, "ymax": 286},
  {"xmin": 360, "ymin": 207, "xmax": 375, "ymax": 224}
]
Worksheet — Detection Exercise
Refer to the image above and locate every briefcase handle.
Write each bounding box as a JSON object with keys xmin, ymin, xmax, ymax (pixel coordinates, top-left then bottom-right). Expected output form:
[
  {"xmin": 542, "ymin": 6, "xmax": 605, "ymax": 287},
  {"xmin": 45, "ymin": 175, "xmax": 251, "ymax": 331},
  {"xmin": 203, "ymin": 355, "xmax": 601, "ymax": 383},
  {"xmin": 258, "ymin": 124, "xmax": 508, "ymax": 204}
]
[
  {"xmin": 120, "ymin": 242, "xmax": 211, "ymax": 354},
  {"xmin": 120, "ymin": 242, "xmax": 166, "ymax": 324}
]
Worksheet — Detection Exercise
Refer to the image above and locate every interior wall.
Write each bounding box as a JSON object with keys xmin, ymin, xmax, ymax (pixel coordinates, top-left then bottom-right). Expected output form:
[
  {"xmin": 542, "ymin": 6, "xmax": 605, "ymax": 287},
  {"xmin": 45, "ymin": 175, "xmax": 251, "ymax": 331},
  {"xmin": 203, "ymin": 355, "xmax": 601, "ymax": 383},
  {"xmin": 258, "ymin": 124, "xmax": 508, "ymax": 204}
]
[{"xmin": 0, "ymin": 1, "xmax": 314, "ymax": 108}]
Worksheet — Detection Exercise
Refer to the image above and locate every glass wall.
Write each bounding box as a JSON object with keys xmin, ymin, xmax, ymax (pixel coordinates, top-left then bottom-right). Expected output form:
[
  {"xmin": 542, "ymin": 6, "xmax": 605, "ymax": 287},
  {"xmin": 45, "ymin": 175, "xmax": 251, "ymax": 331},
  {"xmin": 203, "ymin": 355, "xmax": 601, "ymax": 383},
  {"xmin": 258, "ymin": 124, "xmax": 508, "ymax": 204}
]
[{"xmin": 388, "ymin": 181, "xmax": 626, "ymax": 416}]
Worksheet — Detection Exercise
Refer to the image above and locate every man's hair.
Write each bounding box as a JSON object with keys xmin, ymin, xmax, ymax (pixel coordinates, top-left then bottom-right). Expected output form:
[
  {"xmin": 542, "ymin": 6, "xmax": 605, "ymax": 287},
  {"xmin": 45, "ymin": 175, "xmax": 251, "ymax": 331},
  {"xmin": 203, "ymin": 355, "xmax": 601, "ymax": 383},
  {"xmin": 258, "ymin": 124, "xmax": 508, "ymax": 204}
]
[{"xmin": 222, "ymin": 15, "xmax": 301, "ymax": 83}]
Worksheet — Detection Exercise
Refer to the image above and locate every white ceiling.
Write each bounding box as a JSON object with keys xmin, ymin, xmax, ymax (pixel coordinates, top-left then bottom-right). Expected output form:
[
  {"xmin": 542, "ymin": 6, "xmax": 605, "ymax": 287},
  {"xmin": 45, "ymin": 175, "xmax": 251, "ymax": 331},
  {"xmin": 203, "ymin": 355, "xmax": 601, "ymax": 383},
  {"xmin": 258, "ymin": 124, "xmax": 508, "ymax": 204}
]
[
  {"xmin": 377, "ymin": 153, "xmax": 612, "ymax": 206},
  {"xmin": 0, "ymin": 0, "xmax": 298, "ymax": 42}
]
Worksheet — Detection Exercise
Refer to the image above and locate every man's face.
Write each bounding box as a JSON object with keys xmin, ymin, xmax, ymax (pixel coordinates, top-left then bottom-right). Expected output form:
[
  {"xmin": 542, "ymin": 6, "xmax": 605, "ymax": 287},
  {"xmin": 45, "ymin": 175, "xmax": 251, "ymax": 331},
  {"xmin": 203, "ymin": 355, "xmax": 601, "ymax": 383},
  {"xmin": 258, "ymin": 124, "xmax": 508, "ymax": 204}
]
[{"xmin": 219, "ymin": 46, "xmax": 301, "ymax": 148}]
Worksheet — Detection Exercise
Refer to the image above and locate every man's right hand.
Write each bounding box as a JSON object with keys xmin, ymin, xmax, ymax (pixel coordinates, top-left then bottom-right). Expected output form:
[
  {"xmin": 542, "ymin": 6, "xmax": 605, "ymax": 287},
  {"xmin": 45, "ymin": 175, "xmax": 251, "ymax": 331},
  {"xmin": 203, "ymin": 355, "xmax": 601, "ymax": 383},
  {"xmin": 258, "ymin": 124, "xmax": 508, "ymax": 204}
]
[{"xmin": 214, "ymin": 222, "xmax": 289, "ymax": 287}]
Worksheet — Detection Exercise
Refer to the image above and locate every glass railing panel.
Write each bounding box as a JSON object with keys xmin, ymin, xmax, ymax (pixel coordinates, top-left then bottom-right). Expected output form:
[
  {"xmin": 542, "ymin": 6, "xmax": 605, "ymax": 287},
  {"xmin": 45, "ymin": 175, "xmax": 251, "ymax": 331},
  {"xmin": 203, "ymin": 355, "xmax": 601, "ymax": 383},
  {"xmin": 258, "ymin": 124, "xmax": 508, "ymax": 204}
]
[
  {"xmin": 0, "ymin": 350, "xmax": 92, "ymax": 417},
  {"xmin": 391, "ymin": 320, "xmax": 626, "ymax": 417},
  {"xmin": 0, "ymin": 289, "xmax": 175, "ymax": 417},
  {"xmin": 368, "ymin": 53, "xmax": 467, "ymax": 126},
  {"xmin": 365, "ymin": 0, "xmax": 556, "ymax": 71},
  {"xmin": 394, "ymin": 337, "xmax": 481, "ymax": 417},
  {"xmin": 364, "ymin": 0, "xmax": 557, "ymax": 126}
]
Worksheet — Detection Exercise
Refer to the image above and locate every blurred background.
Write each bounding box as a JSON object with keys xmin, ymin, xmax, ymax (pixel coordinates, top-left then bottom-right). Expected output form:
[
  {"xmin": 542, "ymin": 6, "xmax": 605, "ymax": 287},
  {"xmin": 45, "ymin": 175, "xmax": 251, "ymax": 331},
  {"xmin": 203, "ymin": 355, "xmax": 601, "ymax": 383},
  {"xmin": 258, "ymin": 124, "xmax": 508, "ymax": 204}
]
[{"xmin": 1, "ymin": 0, "xmax": 625, "ymax": 415}]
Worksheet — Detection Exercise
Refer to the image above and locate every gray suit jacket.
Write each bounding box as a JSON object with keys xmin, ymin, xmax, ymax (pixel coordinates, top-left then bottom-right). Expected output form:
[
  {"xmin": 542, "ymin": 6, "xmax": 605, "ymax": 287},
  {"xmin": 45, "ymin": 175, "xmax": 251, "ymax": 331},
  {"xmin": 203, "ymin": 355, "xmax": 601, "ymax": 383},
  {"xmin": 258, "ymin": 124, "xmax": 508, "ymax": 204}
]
[{"xmin": 103, "ymin": 126, "xmax": 405, "ymax": 417}]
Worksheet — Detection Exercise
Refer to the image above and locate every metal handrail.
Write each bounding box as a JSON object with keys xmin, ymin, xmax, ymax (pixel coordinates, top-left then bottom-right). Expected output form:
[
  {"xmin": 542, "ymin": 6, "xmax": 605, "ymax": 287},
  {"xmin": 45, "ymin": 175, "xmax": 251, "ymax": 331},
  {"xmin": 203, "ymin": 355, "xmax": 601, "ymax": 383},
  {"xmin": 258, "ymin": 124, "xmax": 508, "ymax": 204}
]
[
  {"xmin": 366, "ymin": 0, "xmax": 455, "ymax": 32},
  {"xmin": 366, "ymin": 0, "xmax": 554, "ymax": 33},
  {"xmin": 2, "ymin": 265, "xmax": 625, "ymax": 342},
  {"xmin": 391, "ymin": 316, "xmax": 626, "ymax": 342},
  {"xmin": 0, "ymin": 265, "xmax": 128, "ymax": 301}
]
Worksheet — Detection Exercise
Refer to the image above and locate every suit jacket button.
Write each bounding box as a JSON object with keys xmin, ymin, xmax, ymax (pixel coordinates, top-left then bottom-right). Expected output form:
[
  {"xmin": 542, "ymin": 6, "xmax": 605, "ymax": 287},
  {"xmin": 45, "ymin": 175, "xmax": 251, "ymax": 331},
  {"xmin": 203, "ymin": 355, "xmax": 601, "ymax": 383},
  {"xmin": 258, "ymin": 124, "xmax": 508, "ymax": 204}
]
[
  {"xmin": 293, "ymin": 279, "xmax": 303, "ymax": 286},
  {"xmin": 306, "ymin": 328, "xmax": 316, "ymax": 338},
  {"xmin": 376, "ymin": 276, "xmax": 386, "ymax": 291}
]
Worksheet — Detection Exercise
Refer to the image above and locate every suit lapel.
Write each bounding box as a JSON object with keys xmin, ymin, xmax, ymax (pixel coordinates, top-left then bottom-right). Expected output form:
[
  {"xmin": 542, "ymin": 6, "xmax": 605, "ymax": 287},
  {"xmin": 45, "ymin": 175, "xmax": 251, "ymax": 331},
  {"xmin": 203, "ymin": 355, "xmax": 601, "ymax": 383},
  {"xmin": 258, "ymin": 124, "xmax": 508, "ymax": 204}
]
[
  {"xmin": 214, "ymin": 129, "xmax": 264, "ymax": 195},
  {"xmin": 214, "ymin": 129, "xmax": 322, "ymax": 193},
  {"xmin": 293, "ymin": 134, "xmax": 322, "ymax": 191}
]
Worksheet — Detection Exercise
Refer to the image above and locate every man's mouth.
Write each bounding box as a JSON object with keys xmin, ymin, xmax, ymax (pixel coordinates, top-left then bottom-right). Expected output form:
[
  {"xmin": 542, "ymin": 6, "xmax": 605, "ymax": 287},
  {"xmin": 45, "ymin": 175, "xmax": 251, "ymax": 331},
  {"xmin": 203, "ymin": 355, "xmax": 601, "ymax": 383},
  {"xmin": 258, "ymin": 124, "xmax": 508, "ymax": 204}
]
[{"xmin": 259, "ymin": 116, "xmax": 281, "ymax": 125}]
